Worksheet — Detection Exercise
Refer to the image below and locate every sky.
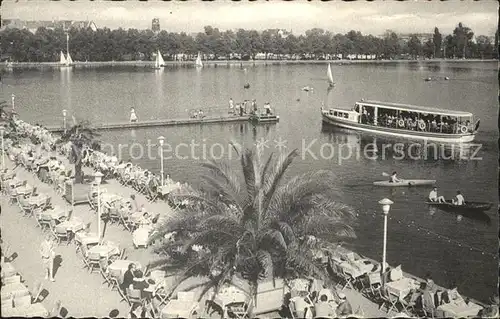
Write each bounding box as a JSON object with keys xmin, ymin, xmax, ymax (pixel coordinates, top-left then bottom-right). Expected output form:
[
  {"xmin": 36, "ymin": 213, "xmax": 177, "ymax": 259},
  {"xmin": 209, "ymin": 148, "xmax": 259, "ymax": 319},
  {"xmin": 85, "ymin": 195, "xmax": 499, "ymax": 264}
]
[{"xmin": 2, "ymin": 0, "xmax": 498, "ymax": 36}]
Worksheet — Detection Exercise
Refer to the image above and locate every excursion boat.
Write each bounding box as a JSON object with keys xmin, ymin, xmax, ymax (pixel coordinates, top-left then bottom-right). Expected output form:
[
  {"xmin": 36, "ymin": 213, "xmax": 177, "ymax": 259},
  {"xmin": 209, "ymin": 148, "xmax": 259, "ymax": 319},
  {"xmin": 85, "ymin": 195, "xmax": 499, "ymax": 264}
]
[{"xmin": 321, "ymin": 100, "xmax": 480, "ymax": 143}]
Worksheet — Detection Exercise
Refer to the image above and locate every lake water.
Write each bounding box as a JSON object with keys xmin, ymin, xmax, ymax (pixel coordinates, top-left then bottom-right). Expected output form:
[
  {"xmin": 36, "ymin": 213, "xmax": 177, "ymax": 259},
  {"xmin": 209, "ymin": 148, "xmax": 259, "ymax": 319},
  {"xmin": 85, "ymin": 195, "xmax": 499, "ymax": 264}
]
[{"xmin": 1, "ymin": 61, "xmax": 498, "ymax": 302}]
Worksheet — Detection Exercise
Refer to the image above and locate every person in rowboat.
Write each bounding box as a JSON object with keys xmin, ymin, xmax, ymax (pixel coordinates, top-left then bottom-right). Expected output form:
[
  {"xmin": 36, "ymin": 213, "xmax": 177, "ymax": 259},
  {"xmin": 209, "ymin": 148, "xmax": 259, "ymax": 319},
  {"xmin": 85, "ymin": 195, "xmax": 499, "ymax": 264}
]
[
  {"xmin": 428, "ymin": 187, "xmax": 446, "ymax": 203},
  {"xmin": 389, "ymin": 171, "xmax": 403, "ymax": 183},
  {"xmin": 452, "ymin": 190, "xmax": 465, "ymax": 205}
]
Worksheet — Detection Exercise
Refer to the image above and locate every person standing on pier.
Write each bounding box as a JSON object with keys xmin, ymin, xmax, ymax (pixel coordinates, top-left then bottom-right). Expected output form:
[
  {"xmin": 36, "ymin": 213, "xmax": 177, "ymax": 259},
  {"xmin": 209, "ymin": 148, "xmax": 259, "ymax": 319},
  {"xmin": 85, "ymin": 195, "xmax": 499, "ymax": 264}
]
[
  {"xmin": 229, "ymin": 98, "xmax": 234, "ymax": 114},
  {"xmin": 39, "ymin": 234, "xmax": 56, "ymax": 282},
  {"xmin": 130, "ymin": 107, "xmax": 138, "ymax": 123}
]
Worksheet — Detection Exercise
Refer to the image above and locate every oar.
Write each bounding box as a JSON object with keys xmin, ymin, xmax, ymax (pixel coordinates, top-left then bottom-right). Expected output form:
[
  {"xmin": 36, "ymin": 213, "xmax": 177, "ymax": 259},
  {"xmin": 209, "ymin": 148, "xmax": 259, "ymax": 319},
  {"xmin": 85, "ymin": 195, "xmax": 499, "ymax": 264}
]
[{"xmin": 382, "ymin": 172, "xmax": 390, "ymax": 177}]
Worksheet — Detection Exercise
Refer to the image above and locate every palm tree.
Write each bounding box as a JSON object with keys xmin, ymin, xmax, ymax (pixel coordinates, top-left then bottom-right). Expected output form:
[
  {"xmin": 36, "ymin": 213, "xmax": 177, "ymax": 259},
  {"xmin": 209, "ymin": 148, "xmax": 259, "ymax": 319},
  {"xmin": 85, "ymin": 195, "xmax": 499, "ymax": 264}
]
[
  {"xmin": 56, "ymin": 119, "xmax": 99, "ymax": 183},
  {"xmin": 150, "ymin": 146, "xmax": 357, "ymax": 315}
]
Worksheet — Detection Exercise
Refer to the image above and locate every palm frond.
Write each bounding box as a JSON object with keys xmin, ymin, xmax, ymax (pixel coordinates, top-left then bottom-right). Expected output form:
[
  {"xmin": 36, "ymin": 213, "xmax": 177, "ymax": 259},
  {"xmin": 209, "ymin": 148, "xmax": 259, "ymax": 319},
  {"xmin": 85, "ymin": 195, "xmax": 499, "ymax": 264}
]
[{"xmin": 261, "ymin": 149, "xmax": 299, "ymax": 213}]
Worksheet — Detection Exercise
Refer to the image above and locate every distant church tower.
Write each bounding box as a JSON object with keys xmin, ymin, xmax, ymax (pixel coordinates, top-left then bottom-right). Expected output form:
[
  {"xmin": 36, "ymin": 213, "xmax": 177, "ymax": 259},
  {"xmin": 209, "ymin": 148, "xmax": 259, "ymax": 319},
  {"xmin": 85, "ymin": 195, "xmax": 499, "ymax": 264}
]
[{"xmin": 152, "ymin": 18, "xmax": 160, "ymax": 33}]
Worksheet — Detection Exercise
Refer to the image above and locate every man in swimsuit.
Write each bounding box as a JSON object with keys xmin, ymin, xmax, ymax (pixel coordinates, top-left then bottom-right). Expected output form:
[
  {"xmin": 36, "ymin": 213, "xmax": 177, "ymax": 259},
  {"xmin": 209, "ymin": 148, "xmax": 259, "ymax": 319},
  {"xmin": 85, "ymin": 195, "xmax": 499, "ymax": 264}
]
[
  {"xmin": 452, "ymin": 190, "xmax": 465, "ymax": 205},
  {"xmin": 389, "ymin": 171, "xmax": 402, "ymax": 183},
  {"xmin": 428, "ymin": 187, "xmax": 446, "ymax": 203}
]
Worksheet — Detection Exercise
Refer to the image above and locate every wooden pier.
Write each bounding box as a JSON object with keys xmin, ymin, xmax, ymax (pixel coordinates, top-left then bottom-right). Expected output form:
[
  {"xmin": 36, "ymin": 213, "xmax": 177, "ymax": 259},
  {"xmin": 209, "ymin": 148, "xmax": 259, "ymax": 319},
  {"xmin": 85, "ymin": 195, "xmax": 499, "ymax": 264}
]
[{"xmin": 46, "ymin": 114, "xmax": 279, "ymax": 133}]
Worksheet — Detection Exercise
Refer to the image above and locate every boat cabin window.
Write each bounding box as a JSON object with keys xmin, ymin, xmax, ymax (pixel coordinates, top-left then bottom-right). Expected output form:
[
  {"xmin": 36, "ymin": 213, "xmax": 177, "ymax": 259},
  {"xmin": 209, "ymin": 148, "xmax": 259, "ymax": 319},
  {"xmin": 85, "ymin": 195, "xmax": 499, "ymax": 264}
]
[{"xmin": 354, "ymin": 104, "xmax": 360, "ymax": 113}]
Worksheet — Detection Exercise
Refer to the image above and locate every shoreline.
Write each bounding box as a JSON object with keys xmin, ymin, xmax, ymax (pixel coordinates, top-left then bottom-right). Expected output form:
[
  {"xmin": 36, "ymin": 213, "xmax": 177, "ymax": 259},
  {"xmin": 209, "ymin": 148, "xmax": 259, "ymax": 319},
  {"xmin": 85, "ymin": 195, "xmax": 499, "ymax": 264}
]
[
  {"xmin": 1, "ymin": 58, "xmax": 496, "ymax": 69},
  {"xmin": 3, "ymin": 117, "xmax": 492, "ymax": 310}
]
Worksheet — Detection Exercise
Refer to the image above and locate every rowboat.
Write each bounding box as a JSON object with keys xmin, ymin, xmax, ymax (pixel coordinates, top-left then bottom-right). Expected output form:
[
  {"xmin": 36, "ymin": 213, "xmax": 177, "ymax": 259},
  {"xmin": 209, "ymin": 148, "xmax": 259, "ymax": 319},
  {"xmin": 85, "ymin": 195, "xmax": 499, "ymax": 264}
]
[
  {"xmin": 373, "ymin": 180, "xmax": 436, "ymax": 187},
  {"xmin": 426, "ymin": 201, "xmax": 493, "ymax": 212},
  {"xmin": 321, "ymin": 100, "xmax": 480, "ymax": 143}
]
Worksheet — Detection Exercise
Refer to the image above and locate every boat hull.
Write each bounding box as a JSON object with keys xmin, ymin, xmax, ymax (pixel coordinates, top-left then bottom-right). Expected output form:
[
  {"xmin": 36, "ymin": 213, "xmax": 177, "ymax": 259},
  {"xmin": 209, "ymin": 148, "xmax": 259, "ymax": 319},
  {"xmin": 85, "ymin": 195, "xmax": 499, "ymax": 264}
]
[
  {"xmin": 373, "ymin": 180, "xmax": 436, "ymax": 186},
  {"xmin": 426, "ymin": 201, "xmax": 493, "ymax": 212},
  {"xmin": 322, "ymin": 112, "xmax": 475, "ymax": 143}
]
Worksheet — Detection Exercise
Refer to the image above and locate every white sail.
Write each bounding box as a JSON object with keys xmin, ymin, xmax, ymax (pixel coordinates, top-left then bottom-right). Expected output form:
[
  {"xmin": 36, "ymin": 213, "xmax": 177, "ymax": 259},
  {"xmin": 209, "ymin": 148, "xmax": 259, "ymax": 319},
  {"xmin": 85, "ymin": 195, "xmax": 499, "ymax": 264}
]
[
  {"xmin": 155, "ymin": 53, "xmax": 160, "ymax": 68},
  {"xmin": 327, "ymin": 63, "xmax": 334, "ymax": 85},
  {"xmin": 66, "ymin": 53, "xmax": 73, "ymax": 65},
  {"xmin": 158, "ymin": 50, "xmax": 165, "ymax": 66},
  {"xmin": 195, "ymin": 52, "xmax": 203, "ymax": 67},
  {"xmin": 60, "ymin": 51, "xmax": 67, "ymax": 65}
]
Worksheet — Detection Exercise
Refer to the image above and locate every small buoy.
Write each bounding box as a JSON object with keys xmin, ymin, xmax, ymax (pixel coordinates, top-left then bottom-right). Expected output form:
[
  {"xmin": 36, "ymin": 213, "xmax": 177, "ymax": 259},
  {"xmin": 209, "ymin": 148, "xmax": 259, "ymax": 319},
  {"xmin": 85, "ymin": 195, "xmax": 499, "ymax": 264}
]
[
  {"xmin": 296, "ymin": 98, "xmax": 300, "ymax": 102},
  {"xmin": 444, "ymin": 76, "xmax": 449, "ymax": 80},
  {"xmin": 244, "ymin": 83, "xmax": 250, "ymax": 89},
  {"xmin": 424, "ymin": 77, "xmax": 432, "ymax": 82}
]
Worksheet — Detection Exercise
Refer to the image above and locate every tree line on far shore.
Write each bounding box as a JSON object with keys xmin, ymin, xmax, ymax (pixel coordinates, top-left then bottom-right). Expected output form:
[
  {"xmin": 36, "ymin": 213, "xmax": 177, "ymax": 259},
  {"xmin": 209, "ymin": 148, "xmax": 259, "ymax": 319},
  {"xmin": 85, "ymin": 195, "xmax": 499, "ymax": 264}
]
[{"xmin": 0, "ymin": 22, "xmax": 497, "ymax": 62}]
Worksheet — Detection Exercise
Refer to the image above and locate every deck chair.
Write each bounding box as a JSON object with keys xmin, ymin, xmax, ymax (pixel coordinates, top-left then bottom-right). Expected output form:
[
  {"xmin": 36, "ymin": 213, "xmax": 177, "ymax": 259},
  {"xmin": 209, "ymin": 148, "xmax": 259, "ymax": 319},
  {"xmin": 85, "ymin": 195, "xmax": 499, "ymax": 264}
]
[
  {"xmin": 421, "ymin": 290, "xmax": 436, "ymax": 318},
  {"xmin": 87, "ymin": 252, "xmax": 102, "ymax": 273},
  {"xmin": 39, "ymin": 215, "xmax": 53, "ymax": 233},
  {"xmin": 155, "ymin": 286, "xmax": 171, "ymax": 308},
  {"xmin": 54, "ymin": 224, "xmax": 71, "ymax": 245},
  {"xmin": 119, "ymin": 213, "xmax": 131, "ymax": 232},
  {"xmin": 330, "ymin": 263, "xmax": 351, "ymax": 290},
  {"xmin": 39, "ymin": 197, "xmax": 52, "ymax": 212},
  {"xmin": 363, "ymin": 271, "xmax": 382, "ymax": 298},
  {"xmin": 31, "ymin": 282, "xmax": 44, "ymax": 303},
  {"xmin": 227, "ymin": 302, "xmax": 249, "ymax": 319},
  {"xmin": 105, "ymin": 268, "xmax": 122, "ymax": 290},
  {"xmin": 80, "ymin": 245, "xmax": 92, "ymax": 270},
  {"xmin": 18, "ymin": 198, "xmax": 36, "ymax": 217},
  {"xmin": 9, "ymin": 188, "xmax": 19, "ymax": 205},
  {"xmin": 108, "ymin": 206, "xmax": 121, "ymax": 224},
  {"xmin": 51, "ymin": 300, "xmax": 62, "ymax": 317},
  {"xmin": 378, "ymin": 288, "xmax": 399, "ymax": 314},
  {"xmin": 126, "ymin": 288, "xmax": 145, "ymax": 315}
]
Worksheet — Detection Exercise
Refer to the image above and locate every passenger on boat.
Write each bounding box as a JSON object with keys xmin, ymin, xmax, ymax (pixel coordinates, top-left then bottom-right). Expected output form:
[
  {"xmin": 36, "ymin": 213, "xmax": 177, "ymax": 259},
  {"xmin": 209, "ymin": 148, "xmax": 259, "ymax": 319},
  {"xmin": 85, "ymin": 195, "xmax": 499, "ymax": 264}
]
[
  {"xmin": 428, "ymin": 187, "xmax": 446, "ymax": 203},
  {"xmin": 198, "ymin": 109, "xmax": 204, "ymax": 118},
  {"xmin": 389, "ymin": 171, "xmax": 402, "ymax": 183},
  {"xmin": 452, "ymin": 191, "xmax": 465, "ymax": 205},
  {"xmin": 130, "ymin": 107, "xmax": 138, "ymax": 123},
  {"xmin": 264, "ymin": 102, "xmax": 272, "ymax": 115}
]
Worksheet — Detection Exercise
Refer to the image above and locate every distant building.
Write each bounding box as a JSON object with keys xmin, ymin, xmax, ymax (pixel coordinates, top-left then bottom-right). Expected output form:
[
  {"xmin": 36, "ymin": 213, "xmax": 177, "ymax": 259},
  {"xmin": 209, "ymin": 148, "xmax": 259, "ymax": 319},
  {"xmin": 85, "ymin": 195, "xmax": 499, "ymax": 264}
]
[
  {"xmin": 398, "ymin": 33, "xmax": 433, "ymax": 44},
  {"xmin": 152, "ymin": 18, "xmax": 160, "ymax": 33},
  {"xmin": 277, "ymin": 29, "xmax": 292, "ymax": 38},
  {"xmin": 0, "ymin": 19, "xmax": 97, "ymax": 33}
]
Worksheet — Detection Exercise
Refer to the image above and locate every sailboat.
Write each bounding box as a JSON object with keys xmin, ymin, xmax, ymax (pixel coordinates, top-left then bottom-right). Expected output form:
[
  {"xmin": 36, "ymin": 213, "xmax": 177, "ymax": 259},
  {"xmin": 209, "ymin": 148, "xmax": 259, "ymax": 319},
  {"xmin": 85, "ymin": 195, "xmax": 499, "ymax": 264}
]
[
  {"xmin": 59, "ymin": 51, "xmax": 67, "ymax": 65},
  {"xmin": 154, "ymin": 50, "xmax": 165, "ymax": 69},
  {"xmin": 66, "ymin": 52, "xmax": 73, "ymax": 66},
  {"xmin": 60, "ymin": 33, "xmax": 73, "ymax": 68},
  {"xmin": 327, "ymin": 63, "xmax": 335, "ymax": 87},
  {"xmin": 195, "ymin": 52, "xmax": 203, "ymax": 68}
]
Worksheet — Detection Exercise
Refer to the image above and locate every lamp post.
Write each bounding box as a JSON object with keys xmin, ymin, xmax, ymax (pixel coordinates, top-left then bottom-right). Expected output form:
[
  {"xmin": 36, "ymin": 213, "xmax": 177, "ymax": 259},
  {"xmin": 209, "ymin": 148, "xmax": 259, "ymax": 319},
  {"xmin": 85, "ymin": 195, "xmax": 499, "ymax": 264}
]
[
  {"xmin": 158, "ymin": 136, "xmax": 165, "ymax": 186},
  {"xmin": 0, "ymin": 125, "xmax": 5, "ymax": 169},
  {"xmin": 11, "ymin": 94, "xmax": 15, "ymax": 111},
  {"xmin": 62, "ymin": 109, "xmax": 67, "ymax": 134},
  {"xmin": 378, "ymin": 198, "xmax": 393, "ymax": 288},
  {"xmin": 94, "ymin": 171, "xmax": 104, "ymax": 239}
]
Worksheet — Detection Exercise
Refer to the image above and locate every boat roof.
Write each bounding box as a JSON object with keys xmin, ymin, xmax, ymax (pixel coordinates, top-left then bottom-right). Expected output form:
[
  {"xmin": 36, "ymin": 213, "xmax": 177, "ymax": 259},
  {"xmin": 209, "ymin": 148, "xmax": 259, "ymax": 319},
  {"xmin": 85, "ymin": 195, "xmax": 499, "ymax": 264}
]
[{"xmin": 357, "ymin": 100, "xmax": 473, "ymax": 117}]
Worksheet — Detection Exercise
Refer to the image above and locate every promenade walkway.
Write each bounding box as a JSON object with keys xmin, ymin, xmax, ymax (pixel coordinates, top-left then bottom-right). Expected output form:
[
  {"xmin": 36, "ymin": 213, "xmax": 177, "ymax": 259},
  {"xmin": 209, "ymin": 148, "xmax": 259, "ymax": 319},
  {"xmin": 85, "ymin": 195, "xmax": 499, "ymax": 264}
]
[{"xmin": 1, "ymin": 154, "xmax": 392, "ymax": 318}]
